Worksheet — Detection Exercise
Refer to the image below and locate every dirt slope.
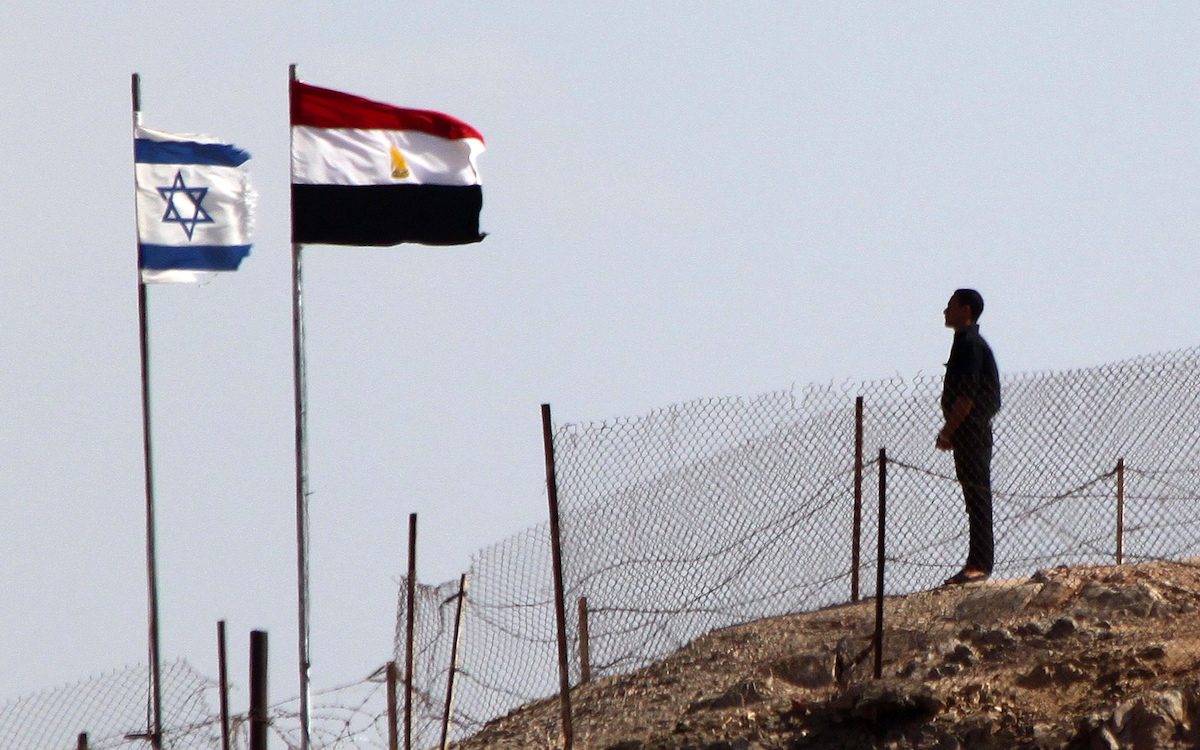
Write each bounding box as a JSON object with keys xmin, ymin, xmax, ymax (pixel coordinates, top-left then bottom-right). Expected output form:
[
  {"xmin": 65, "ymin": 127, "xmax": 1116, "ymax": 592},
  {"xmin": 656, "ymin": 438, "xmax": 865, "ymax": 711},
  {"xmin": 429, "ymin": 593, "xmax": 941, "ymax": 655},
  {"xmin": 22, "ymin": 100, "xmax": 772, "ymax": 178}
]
[{"xmin": 453, "ymin": 560, "xmax": 1200, "ymax": 750}]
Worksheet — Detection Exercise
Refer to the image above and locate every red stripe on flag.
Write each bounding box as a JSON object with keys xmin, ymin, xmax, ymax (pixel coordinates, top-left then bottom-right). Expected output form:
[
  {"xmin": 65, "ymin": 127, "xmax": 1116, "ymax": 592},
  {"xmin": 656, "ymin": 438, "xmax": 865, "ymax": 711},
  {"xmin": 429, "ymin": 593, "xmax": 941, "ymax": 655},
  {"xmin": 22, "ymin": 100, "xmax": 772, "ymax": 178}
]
[{"xmin": 290, "ymin": 80, "xmax": 484, "ymax": 143}]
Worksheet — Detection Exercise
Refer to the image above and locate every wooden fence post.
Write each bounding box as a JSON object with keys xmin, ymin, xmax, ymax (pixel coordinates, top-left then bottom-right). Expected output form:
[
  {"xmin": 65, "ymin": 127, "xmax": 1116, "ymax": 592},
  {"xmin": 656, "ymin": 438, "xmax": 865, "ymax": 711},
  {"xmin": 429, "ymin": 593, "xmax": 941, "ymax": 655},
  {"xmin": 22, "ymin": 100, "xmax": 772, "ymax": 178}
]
[
  {"xmin": 387, "ymin": 661, "xmax": 399, "ymax": 750},
  {"xmin": 249, "ymin": 630, "xmax": 268, "ymax": 750},
  {"xmin": 577, "ymin": 597, "xmax": 591, "ymax": 685},
  {"xmin": 77, "ymin": 733, "xmax": 88, "ymax": 750}
]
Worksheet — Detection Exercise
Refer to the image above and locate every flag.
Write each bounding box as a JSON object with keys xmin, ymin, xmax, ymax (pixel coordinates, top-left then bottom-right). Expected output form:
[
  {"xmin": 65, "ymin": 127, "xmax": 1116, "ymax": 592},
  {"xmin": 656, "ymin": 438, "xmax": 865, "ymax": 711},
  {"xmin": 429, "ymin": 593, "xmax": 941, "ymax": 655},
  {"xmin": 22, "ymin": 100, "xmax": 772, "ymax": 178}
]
[
  {"xmin": 134, "ymin": 125, "xmax": 255, "ymax": 284},
  {"xmin": 290, "ymin": 80, "xmax": 485, "ymax": 246}
]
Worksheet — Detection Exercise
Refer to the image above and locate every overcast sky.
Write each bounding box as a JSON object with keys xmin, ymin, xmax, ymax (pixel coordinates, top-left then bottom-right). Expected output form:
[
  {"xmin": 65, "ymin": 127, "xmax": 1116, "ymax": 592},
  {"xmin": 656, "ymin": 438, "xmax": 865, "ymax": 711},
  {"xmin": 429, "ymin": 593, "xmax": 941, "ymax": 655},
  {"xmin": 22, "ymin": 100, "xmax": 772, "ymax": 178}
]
[{"xmin": 1, "ymin": 0, "xmax": 1197, "ymax": 724}]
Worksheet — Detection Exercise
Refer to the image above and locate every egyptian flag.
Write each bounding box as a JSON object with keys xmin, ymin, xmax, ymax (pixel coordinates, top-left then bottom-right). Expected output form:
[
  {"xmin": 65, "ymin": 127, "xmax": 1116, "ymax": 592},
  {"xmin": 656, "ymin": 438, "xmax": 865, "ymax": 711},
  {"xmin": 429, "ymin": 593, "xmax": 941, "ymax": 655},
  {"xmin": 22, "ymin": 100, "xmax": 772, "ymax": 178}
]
[{"xmin": 290, "ymin": 80, "xmax": 485, "ymax": 246}]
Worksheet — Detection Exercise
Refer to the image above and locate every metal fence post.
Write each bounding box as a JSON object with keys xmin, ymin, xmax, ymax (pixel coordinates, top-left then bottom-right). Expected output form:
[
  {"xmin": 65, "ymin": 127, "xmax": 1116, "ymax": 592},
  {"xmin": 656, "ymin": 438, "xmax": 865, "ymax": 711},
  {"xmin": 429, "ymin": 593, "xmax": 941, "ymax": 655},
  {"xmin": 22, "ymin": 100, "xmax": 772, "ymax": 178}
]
[
  {"xmin": 852, "ymin": 396, "xmax": 864, "ymax": 602},
  {"xmin": 405, "ymin": 513, "xmax": 417, "ymax": 750},
  {"xmin": 873, "ymin": 448, "xmax": 886, "ymax": 680},
  {"xmin": 1116, "ymin": 458, "xmax": 1125, "ymax": 565},
  {"xmin": 440, "ymin": 574, "xmax": 470, "ymax": 750},
  {"xmin": 217, "ymin": 621, "xmax": 231, "ymax": 750},
  {"xmin": 541, "ymin": 403, "xmax": 575, "ymax": 750}
]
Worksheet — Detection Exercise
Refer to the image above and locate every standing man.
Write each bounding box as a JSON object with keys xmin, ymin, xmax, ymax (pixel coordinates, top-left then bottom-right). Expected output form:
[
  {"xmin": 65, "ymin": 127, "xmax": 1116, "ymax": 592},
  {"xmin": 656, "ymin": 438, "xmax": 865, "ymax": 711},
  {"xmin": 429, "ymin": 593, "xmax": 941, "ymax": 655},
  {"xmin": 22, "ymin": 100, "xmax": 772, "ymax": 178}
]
[{"xmin": 937, "ymin": 289, "xmax": 1001, "ymax": 585}]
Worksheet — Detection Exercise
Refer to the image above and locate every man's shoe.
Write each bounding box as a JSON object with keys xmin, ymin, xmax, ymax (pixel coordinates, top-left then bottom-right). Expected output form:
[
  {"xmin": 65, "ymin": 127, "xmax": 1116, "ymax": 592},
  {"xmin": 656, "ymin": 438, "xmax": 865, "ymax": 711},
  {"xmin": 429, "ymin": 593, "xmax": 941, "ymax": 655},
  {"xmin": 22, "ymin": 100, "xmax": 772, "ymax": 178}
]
[{"xmin": 943, "ymin": 569, "xmax": 990, "ymax": 586}]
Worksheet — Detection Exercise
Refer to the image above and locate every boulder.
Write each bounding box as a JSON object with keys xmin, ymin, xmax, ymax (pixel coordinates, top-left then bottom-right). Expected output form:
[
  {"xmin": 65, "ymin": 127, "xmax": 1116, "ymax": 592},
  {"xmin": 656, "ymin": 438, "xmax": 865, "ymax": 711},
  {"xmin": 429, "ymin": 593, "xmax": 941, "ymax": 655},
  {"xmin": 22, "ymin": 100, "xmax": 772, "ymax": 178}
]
[
  {"xmin": 1111, "ymin": 690, "xmax": 1187, "ymax": 750},
  {"xmin": 770, "ymin": 653, "xmax": 833, "ymax": 689},
  {"xmin": 688, "ymin": 677, "xmax": 774, "ymax": 712},
  {"xmin": 831, "ymin": 681, "xmax": 942, "ymax": 729},
  {"xmin": 1018, "ymin": 661, "xmax": 1087, "ymax": 689},
  {"xmin": 1078, "ymin": 582, "xmax": 1165, "ymax": 618},
  {"xmin": 1027, "ymin": 580, "xmax": 1075, "ymax": 611}
]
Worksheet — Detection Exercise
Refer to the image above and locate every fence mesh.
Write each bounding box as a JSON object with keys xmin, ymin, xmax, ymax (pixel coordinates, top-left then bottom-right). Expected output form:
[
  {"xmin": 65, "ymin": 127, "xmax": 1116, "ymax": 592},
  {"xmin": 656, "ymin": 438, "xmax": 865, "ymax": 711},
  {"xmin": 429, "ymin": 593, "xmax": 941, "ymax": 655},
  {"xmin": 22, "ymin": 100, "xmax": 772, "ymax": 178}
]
[
  {"xmin": 0, "ymin": 660, "xmax": 219, "ymax": 749},
  {"xmin": 0, "ymin": 658, "xmax": 404, "ymax": 750},
  {"xmin": 397, "ymin": 344, "xmax": 1200, "ymax": 749},
  {"xmin": 8, "ymin": 346, "xmax": 1200, "ymax": 749}
]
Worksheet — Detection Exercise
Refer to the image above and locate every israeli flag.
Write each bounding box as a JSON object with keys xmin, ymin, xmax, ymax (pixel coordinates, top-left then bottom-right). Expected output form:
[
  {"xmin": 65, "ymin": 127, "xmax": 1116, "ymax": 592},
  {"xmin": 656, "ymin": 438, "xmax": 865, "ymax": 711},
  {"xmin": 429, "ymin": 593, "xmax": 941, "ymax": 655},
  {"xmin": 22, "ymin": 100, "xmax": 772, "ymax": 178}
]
[{"xmin": 134, "ymin": 125, "xmax": 255, "ymax": 284}]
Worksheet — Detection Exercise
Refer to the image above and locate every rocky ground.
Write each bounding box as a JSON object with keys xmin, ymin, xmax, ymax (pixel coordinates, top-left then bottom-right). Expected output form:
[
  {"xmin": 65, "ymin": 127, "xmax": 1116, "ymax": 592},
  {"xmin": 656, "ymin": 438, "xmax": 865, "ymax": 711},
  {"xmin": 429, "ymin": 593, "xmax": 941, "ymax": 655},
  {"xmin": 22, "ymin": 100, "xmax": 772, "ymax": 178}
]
[{"xmin": 452, "ymin": 560, "xmax": 1200, "ymax": 750}]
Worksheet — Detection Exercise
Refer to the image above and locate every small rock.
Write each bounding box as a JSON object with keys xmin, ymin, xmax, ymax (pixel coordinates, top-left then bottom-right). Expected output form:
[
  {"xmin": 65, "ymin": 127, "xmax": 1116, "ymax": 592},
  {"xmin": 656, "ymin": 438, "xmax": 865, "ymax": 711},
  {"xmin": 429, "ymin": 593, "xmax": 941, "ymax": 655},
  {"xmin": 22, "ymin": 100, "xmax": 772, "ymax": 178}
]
[
  {"xmin": 1030, "ymin": 722, "xmax": 1060, "ymax": 746},
  {"xmin": 770, "ymin": 653, "xmax": 833, "ymax": 689},
  {"xmin": 1126, "ymin": 665, "xmax": 1158, "ymax": 682},
  {"xmin": 835, "ymin": 635, "xmax": 874, "ymax": 684},
  {"xmin": 1091, "ymin": 726, "xmax": 1120, "ymax": 750},
  {"xmin": 946, "ymin": 643, "xmax": 976, "ymax": 665},
  {"xmin": 1018, "ymin": 661, "xmax": 1086, "ymax": 689},
  {"xmin": 1073, "ymin": 714, "xmax": 1119, "ymax": 750},
  {"xmin": 832, "ymin": 681, "xmax": 942, "ymax": 728},
  {"xmin": 927, "ymin": 663, "xmax": 960, "ymax": 680},
  {"xmin": 1047, "ymin": 617, "xmax": 1078, "ymax": 639},
  {"xmin": 959, "ymin": 716, "xmax": 1000, "ymax": 748},
  {"xmin": 688, "ymin": 678, "xmax": 773, "ymax": 712},
  {"xmin": 1015, "ymin": 621, "xmax": 1047, "ymax": 638},
  {"xmin": 1137, "ymin": 644, "xmax": 1167, "ymax": 660},
  {"xmin": 976, "ymin": 628, "xmax": 1015, "ymax": 646},
  {"xmin": 953, "ymin": 583, "xmax": 1039, "ymax": 621},
  {"xmin": 605, "ymin": 742, "xmax": 644, "ymax": 750},
  {"xmin": 1027, "ymin": 580, "xmax": 1074, "ymax": 610}
]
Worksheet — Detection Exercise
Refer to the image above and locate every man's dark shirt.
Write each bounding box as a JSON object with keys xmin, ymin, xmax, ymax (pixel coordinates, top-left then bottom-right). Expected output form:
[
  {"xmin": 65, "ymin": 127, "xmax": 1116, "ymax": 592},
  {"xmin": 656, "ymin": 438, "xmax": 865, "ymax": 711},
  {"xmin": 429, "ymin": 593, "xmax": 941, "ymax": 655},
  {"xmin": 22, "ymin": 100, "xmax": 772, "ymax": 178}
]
[{"xmin": 941, "ymin": 324, "xmax": 1001, "ymax": 424}]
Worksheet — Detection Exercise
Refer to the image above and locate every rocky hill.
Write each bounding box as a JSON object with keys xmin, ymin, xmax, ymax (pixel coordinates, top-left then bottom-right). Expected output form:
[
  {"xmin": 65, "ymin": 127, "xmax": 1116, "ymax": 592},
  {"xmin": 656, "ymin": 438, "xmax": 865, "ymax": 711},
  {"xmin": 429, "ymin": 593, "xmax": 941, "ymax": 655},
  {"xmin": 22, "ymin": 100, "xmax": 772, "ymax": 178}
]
[{"xmin": 453, "ymin": 560, "xmax": 1200, "ymax": 750}]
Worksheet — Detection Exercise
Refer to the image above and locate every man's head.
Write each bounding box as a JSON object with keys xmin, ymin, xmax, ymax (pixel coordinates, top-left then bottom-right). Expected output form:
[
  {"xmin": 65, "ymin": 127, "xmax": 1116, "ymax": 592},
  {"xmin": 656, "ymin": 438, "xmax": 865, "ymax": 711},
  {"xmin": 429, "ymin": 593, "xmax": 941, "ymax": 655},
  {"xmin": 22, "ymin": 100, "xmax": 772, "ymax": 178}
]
[{"xmin": 944, "ymin": 288, "xmax": 984, "ymax": 330}]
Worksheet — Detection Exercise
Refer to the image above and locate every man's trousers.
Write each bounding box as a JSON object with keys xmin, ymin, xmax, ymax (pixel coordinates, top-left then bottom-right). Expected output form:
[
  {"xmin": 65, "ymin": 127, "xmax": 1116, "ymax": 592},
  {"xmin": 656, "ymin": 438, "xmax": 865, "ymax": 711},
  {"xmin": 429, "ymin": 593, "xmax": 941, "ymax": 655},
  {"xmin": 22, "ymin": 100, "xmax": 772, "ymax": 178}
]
[{"xmin": 952, "ymin": 422, "xmax": 994, "ymax": 573}]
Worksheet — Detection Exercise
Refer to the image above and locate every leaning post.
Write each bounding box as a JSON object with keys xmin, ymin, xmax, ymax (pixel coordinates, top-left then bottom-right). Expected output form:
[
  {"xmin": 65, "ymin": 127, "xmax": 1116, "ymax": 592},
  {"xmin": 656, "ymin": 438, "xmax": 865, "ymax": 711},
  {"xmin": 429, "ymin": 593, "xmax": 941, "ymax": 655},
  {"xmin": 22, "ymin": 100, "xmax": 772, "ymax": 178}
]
[
  {"xmin": 541, "ymin": 403, "xmax": 574, "ymax": 749},
  {"xmin": 440, "ymin": 573, "xmax": 470, "ymax": 750}
]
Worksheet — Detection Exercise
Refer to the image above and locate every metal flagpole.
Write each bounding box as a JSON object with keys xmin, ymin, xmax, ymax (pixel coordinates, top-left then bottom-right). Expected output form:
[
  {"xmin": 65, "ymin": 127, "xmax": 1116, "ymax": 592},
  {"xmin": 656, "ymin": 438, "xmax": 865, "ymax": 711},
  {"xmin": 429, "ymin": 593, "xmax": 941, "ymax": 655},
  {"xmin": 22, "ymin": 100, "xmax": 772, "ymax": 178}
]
[
  {"xmin": 130, "ymin": 72, "xmax": 164, "ymax": 750},
  {"xmin": 288, "ymin": 63, "xmax": 313, "ymax": 750}
]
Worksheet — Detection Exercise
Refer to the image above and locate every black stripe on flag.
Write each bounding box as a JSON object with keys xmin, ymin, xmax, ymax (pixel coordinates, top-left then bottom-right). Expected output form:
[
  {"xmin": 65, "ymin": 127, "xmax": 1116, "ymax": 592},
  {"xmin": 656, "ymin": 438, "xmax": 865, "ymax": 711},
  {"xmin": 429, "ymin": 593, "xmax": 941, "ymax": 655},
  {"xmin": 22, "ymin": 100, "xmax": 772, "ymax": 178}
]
[{"xmin": 291, "ymin": 184, "xmax": 484, "ymax": 246}]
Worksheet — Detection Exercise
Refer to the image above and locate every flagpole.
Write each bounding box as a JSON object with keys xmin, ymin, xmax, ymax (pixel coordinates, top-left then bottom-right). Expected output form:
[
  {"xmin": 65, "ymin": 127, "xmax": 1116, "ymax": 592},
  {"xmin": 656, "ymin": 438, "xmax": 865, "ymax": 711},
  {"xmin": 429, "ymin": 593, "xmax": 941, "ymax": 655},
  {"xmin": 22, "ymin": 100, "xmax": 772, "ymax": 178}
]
[
  {"xmin": 131, "ymin": 72, "xmax": 164, "ymax": 750},
  {"xmin": 288, "ymin": 62, "xmax": 313, "ymax": 750}
]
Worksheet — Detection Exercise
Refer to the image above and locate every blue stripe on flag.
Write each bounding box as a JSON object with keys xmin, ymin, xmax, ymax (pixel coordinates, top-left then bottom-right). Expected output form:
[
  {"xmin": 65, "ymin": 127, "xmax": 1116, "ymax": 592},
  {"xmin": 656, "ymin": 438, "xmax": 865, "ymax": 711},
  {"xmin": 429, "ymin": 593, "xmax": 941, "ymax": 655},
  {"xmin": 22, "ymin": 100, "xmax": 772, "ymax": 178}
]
[
  {"xmin": 139, "ymin": 243, "xmax": 251, "ymax": 271},
  {"xmin": 135, "ymin": 139, "xmax": 251, "ymax": 167}
]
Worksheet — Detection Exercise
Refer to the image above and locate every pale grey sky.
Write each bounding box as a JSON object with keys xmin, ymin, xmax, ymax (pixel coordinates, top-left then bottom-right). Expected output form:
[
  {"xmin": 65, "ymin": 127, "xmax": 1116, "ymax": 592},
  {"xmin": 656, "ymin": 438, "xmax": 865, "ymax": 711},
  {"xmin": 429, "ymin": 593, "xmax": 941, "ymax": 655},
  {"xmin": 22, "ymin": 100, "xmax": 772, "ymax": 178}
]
[{"xmin": 1, "ymin": 0, "xmax": 1197, "ymax": 720}]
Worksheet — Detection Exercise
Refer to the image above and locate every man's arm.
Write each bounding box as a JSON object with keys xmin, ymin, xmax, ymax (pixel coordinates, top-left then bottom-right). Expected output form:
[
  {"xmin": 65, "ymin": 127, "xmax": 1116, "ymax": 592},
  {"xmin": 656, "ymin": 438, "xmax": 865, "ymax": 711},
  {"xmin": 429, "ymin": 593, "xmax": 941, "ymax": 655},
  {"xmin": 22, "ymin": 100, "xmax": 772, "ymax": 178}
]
[{"xmin": 936, "ymin": 395, "xmax": 974, "ymax": 450}]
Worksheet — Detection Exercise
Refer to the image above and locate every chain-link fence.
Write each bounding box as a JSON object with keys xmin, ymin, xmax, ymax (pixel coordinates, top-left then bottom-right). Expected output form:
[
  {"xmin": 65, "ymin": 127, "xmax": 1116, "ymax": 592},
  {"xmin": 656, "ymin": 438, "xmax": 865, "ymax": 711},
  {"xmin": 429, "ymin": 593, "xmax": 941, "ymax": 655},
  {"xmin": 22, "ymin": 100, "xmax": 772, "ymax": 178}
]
[
  {"xmin": 0, "ymin": 658, "xmax": 400, "ymax": 750},
  {"xmin": 397, "ymin": 345, "xmax": 1200, "ymax": 749},
  {"xmin": 0, "ymin": 660, "xmax": 219, "ymax": 749},
  {"xmin": 246, "ymin": 670, "xmax": 393, "ymax": 750},
  {"xmin": 9, "ymin": 346, "xmax": 1200, "ymax": 749}
]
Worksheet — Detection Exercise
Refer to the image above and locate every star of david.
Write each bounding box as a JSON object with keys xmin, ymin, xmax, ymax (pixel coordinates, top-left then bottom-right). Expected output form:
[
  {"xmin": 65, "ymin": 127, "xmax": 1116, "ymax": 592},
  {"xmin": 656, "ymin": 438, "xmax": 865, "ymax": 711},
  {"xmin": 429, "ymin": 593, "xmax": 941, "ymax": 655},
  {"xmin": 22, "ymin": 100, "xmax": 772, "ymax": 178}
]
[{"xmin": 157, "ymin": 170, "xmax": 214, "ymax": 240}]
